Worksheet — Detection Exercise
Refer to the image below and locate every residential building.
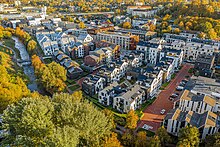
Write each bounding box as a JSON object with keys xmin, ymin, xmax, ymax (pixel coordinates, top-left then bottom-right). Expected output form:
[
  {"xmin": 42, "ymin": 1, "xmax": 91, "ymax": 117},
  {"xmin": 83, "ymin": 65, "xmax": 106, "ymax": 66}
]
[
  {"xmin": 113, "ymin": 84, "xmax": 146, "ymax": 113},
  {"xmin": 93, "ymin": 32, "xmax": 139, "ymax": 50},
  {"xmin": 82, "ymin": 75, "xmax": 106, "ymax": 96},
  {"xmin": 137, "ymin": 67, "xmax": 163, "ymax": 97},
  {"xmin": 131, "ymin": 9, "xmax": 158, "ymax": 18},
  {"xmin": 174, "ymin": 90, "xmax": 220, "ymax": 114},
  {"xmin": 136, "ymin": 41, "xmax": 162, "ymax": 64},
  {"xmin": 163, "ymin": 108, "xmax": 220, "ymax": 139},
  {"xmin": 195, "ymin": 54, "xmax": 215, "ymax": 77},
  {"xmin": 185, "ymin": 76, "xmax": 220, "ymax": 99},
  {"xmin": 98, "ymin": 82, "xmax": 119, "ymax": 106}
]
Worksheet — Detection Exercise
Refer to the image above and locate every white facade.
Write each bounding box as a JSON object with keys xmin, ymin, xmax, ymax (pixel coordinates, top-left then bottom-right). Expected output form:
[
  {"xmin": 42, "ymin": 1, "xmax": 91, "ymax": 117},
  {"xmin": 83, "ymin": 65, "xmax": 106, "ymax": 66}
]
[{"xmin": 113, "ymin": 84, "xmax": 145, "ymax": 113}]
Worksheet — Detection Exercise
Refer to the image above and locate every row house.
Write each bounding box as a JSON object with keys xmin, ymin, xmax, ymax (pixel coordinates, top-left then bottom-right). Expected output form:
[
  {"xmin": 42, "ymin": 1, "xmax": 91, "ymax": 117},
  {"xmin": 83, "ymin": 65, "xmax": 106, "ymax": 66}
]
[
  {"xmin": 53, "ymin": 51, "xmax": 83, "ymax": 79},
  {"xmin": 137, "ymin": 67, "xmax": 163, "ymax": 98},
  {"xmin": 174, "ymin": 90, "xmax": 220, "ymax": 114},
  {"xmin": 93, "ymin": 32, "xmax": 139, "ymax": 50},
  {"xmin": 97, "ymin": 60, "xmax": 129, "ymax": 83},
  {"xmin": 84, "ymin": 47, "xmax": 115, "ymax": 67},
  {"xmin": 82, "ymin": 75, "xmax": 106, "ymax": 96},
  {"xmin": 123, "ymin": 51, "xmax": 144, "ymax": 68},
  {"xmin": 98, "ymin": 82, "xmax": 120, "ymax": 106},
  {"xmin": 163, "ymin": 108, "xmax": 220, "ymax": 139},
  {"xmin": 113, "ymin": 84, "xmax": 146, "ymax": 113},
  {"xmin": 156, "ymin": 58, "xmax": 175, "ymax": 82},
  {"xmin": 160, "ymin": 48, "xmax": 183, "ymax": 69},
  {"xmin": 114, "ymin": 28, "xmax": 148, "ymax": 41},
  {"xmin": 185, "ymin": 76, "xmax": 220, "ymax": 99}
]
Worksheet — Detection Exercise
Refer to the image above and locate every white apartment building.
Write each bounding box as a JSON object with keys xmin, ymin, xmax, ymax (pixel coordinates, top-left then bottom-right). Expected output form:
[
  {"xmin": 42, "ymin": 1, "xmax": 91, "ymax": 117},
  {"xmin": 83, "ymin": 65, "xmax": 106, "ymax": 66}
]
[
  {"xmin": 113, "ymin": 84, "xmax": 146, "ymax": 113},
  {"xmin": 98, "ymin": 82, "xmax": 119, "ymax": 106},
  {"xmin": 136, "ymin": 41, "xmax": 162, "ymax": 64},
  {"xmin": 184, "ymin": 42, "xmax": 217, "ymax": 60}
]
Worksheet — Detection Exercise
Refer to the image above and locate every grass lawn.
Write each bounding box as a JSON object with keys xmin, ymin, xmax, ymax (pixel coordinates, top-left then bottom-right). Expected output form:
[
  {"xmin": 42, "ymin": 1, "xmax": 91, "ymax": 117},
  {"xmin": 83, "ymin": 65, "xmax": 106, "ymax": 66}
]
[
  {"xmin": 0, "ymin": 46, "xmax": 14, "ymax": 56},
  {"xmin": 43, "ymin": 58, "xmax": 53, "ymax": 64},
  {"xmin": 66, "ymin": 79, "xmax": 77, "ymax": 85},
  {"xmin": 2, "ymin": 38, "xmax": 21, "ymax": 59},
  {"xmin": 69, "ymin": 85, "xmax": 80, "ymax": 91},
  {"xmin": 160, "ymin": 81, "xmax": 170, "ymax": 90},
  {"xmin": 188, "ymin": 68, "xmax": 194, "ymax": 73},
  {"xmin": 3, "ymin": 39, "xmax": 15, "ymax": 49}
]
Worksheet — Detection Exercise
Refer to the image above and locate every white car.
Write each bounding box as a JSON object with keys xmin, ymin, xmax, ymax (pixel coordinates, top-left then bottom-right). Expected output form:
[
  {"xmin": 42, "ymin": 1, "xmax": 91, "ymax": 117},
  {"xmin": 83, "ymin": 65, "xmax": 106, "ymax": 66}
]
[
  {"xmin": 160, "ymin": 109, "xmax": 166, "ymax": 114},
  {"xmin": 176, "ymin": 86, "xmax": 184, "ymax": 91}
]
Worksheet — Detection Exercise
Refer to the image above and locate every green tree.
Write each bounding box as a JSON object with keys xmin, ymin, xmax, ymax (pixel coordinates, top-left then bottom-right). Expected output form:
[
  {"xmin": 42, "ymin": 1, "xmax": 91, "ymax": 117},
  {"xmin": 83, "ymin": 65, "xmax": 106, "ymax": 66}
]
[
  {"xmin": 135, "ymin": 131, "xmax": 148, "ymax": 147},
  {"xmin": 156, "ymin": 126, "xmax": 171, "ymax": 147},
  {"xmin": 198, "ymin": 32, "xmax": 206, "ymax": 39},
  {"xmin": 205, "ymin": 132, "xmax": 220, "ymax": 147},
  {"xmin": 214, "ymin": 25, "xmax": 220, "ymax": 36},
  {"xmin": 207, "ymin": 28, "xmax": 217, "ymax": 39},
  {"xmin": 149, "ymin": 135, "xmax": 161, "ymax": 147},
  {"xmin": 122, "ymin": 22, "xmax": 132, "ymax": 29},
  {"xmin": 201, "ymin": 22, "xmax": 213, "ymax": 33},
  {"xmin": 3, "ymin": 31, "xmax": 12, "ymax": 39},
  {"xmin": 177, "ymin": 126, "xmax": 200, "ymax": 147},
  {"xmin": 79, "ymin": 21, "xmax": 86, "ymax": 29},
  {"xmin": 125, "ymin": 109, "xmax": 138, "ymax": 130},
  {"xmin": 103, "ymin": 132, "xmax": 122, "ymax": 147},
  {"xmin": 1, "ymin": 92, "xmax": 113, "ymax": 147},
  {"xmin": 27, "ymin": 40, "xmax": 37, "ymax": 54}
]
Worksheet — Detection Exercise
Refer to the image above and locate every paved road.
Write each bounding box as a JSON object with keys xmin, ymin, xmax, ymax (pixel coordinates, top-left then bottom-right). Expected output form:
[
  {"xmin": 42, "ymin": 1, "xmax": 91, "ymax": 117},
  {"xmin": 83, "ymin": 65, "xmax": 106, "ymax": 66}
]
[{"xmin": 137, "ymin": 63, "xmax": 193, "ymax": 132}]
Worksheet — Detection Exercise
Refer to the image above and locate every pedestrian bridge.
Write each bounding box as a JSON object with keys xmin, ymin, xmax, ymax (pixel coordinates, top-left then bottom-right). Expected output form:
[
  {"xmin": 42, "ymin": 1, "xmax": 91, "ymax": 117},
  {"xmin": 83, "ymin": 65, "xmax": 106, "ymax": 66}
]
[{"xmin": 17, "ymin": 59, "xmax": 32, "ymax": 66}]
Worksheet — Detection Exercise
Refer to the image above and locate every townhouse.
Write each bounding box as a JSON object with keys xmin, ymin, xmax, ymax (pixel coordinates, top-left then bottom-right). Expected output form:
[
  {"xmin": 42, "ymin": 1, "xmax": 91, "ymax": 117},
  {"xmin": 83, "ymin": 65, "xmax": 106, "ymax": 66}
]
[
  {"xmin": 98, "ymin": 82, "xmax": 120, "ymax": 106},
  {"xmin": 82, "ymin": 75, "xmax": 106, "ymax": 96},
  {"xmin": 53, "ymin": 50, "xmax": 83, "ymax": 79},
  {"xmin": 113, "ymin": 84, "xmax": 146, "ymax": 113},
  {"xmin": 156, "ymin": 58, "xmax": 175, "ymax": 82},
  {"xmin": 94, "ymin": 59, "xmax": 129, "ymax": 84},
  {"xmin": 131, "ymin": 9, "xmax": 158, "ymax": 18},
  {"xmin": 163, "ymin": 108, "xmax": 220, "ymax": 139},
  {"xmin": 137, "ymin": 67, "xmax": 163, "ymax": 98},
  {"xmin": 84, "ymin": 46, "xmax": 115, "ymax": 67}
]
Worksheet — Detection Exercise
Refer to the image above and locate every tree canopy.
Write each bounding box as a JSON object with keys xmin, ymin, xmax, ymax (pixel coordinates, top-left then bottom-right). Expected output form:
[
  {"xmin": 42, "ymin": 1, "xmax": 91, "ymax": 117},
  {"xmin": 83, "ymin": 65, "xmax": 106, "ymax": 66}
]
[
  {"xmin": 1, "ymin": 92, "xmax": 114, "ymax": 147},
  {"xmin": 32, "ymin": 55, "xmax": 67, "ymax": 94},
  {"xmin": 177, "ymin": 126, "xmax": 200, "ymax": 147}
]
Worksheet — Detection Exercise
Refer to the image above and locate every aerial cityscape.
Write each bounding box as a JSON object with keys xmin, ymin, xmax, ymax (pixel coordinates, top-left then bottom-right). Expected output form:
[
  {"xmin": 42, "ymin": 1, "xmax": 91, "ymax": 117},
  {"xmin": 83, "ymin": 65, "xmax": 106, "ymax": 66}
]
[{"xmin": 0, "ymin": 0, "xmax": 220, "ymax": 146}]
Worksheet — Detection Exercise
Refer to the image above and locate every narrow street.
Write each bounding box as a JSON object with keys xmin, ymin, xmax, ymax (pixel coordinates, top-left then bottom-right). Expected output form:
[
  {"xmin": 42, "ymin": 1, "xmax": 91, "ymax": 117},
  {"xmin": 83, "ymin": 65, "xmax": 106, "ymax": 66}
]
[{"xmin": 137, "ymin": 63, "xmax": 193, "ymax": 132}]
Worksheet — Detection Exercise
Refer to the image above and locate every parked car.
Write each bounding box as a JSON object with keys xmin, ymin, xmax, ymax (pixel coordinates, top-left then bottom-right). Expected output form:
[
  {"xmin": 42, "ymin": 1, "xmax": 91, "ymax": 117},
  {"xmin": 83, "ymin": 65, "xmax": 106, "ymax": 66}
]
[
  {"xmin": 170, "ymin": 93, "xmax": 178, "ymax": 98},
  {"xmin": 160, "ymin": 109, "xmax": 166, "ymax": 114},
  {"xmin": 176, "ymin": 86, "xmax": 184, "ymax": 91},
  {"xmin": 169, "ymin": 97, "xmax": 174, "ymax": 101}
]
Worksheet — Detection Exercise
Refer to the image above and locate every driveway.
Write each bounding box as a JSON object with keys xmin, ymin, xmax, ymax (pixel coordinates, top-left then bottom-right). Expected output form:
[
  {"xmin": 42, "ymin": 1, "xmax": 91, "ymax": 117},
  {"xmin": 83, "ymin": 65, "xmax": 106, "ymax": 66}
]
[{"xmin": 137, "ymin": 63, "xmax": 193, "ymax": 132}]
